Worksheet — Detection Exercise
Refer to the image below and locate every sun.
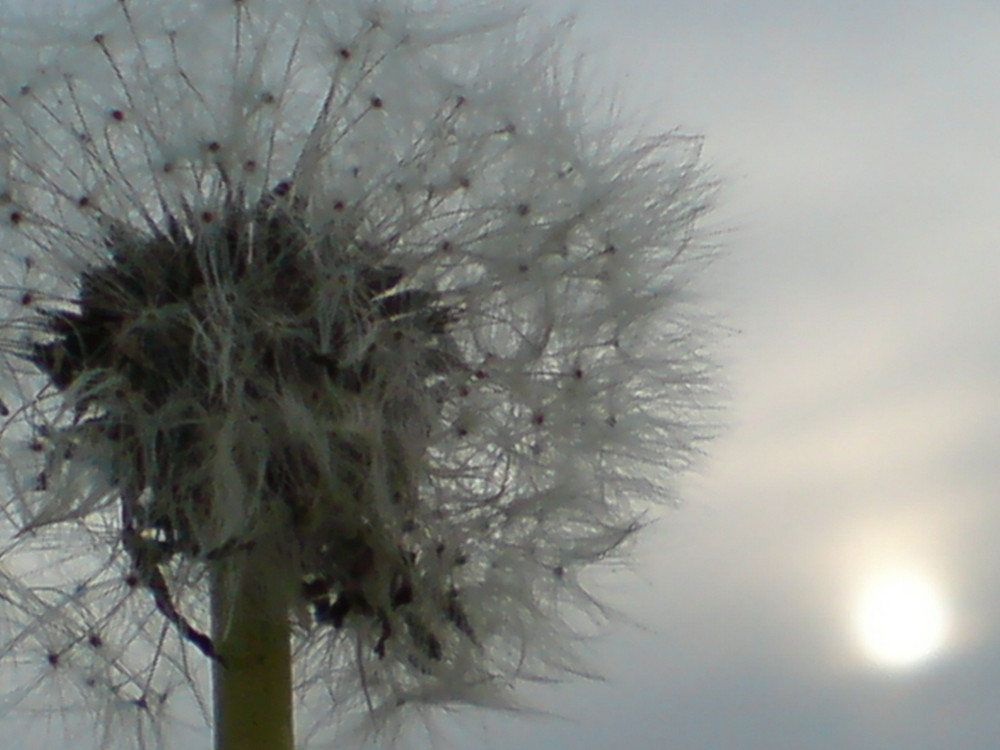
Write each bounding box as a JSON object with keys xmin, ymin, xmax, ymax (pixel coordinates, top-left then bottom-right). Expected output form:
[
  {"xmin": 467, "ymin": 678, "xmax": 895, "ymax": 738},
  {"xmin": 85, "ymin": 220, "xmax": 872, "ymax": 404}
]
[{"xmin": 855, "ymin": 570, "xmax": 949, "ymax": 668}]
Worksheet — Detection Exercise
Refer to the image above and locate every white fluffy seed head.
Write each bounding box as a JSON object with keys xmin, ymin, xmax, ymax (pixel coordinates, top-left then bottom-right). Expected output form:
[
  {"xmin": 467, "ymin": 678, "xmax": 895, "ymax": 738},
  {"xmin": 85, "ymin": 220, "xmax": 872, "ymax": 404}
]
[{"xmin": 0, "ymin": 0, "xmax": 716, "ymax": 744}]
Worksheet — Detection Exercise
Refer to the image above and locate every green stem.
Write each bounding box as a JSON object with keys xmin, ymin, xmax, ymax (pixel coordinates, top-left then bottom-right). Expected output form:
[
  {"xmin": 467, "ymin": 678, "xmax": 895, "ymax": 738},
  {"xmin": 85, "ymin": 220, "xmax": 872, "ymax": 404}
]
[{"xmin": 211, "ymin": 544, "xmax": 294, "ymax": 750}]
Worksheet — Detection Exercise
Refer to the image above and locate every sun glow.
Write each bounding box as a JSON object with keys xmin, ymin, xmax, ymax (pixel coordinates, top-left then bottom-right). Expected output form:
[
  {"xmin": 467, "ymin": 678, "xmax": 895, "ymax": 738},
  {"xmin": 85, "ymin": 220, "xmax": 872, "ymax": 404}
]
[{"xmin": 855, "ymin": 571, "xmax": 949, "ymax": 668}]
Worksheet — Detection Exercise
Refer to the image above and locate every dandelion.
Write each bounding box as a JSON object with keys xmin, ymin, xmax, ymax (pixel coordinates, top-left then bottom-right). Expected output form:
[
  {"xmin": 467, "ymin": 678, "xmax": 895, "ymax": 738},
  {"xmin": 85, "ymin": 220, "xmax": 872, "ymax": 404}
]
[{"xmin": 0, "ymin": 0, "xmax": 715, "ymax": 748}]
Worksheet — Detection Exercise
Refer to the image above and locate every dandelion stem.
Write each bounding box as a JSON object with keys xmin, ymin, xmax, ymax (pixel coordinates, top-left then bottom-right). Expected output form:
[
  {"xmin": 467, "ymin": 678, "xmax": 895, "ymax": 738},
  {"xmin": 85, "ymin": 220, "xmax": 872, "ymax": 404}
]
[{"xmin": 211, "ymin": 543, "xmax": 294, "ymax": 750}]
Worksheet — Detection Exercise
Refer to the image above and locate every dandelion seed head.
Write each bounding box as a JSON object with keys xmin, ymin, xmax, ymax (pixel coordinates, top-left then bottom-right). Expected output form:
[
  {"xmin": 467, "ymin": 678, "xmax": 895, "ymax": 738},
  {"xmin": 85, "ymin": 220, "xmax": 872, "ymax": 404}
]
[{"xmin": 0, "ymin": 0, "xmax": 716, "ymax": 744}]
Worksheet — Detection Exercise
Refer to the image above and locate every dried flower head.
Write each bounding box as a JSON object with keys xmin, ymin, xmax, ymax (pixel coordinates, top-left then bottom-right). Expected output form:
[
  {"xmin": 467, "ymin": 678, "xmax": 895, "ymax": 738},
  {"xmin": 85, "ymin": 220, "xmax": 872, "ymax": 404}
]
[{"xmin": 0, "ymin": 0, "xmax": 714, "ymax": 746}]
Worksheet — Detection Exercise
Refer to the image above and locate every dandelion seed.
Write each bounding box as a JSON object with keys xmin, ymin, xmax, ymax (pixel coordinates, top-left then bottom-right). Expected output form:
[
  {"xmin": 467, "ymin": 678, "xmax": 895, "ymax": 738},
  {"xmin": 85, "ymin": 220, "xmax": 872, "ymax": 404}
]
[{"xmin": 0, "ymin": 0, "xmax": 717, "ymax": 747}]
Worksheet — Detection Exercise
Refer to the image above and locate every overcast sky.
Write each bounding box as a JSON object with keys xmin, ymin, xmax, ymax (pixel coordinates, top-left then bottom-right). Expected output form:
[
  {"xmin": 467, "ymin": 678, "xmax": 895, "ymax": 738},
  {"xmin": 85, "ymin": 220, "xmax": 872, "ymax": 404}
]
[{"xmin": 458, "ymin": 1, "xmax": 1000, "ymax": 748}]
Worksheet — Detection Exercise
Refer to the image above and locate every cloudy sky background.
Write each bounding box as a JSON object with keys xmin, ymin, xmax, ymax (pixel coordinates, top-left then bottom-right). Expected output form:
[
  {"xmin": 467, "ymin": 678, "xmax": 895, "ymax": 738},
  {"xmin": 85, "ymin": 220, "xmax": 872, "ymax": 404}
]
[{"xmin": 460, "ymin": 1, "xmax": 1000, "ymax": 748}]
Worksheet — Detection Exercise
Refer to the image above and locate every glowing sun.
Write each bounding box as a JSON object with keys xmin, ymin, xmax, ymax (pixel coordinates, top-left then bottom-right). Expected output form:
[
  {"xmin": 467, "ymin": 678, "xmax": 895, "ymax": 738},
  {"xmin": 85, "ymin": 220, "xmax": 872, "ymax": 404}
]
[{"xmin": 855, "ymin": 571, "xmax": 949, "ymax": 668}]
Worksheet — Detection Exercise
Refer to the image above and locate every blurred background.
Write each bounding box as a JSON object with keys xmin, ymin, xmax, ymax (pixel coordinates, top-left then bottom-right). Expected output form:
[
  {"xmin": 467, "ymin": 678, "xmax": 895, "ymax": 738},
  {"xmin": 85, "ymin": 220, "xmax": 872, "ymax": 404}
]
[{"xmin": 463, "ymin": 1, "xmax": 1000, "ymax": 748}]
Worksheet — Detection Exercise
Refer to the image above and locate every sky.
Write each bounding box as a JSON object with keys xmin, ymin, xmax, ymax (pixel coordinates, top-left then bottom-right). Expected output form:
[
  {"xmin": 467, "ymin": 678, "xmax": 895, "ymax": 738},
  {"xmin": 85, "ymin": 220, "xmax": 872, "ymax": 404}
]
[
  {"xmin": 460, "ymin": 1, "xmax": 1000, "ymax": 748},
  {"xmin": 3, "ymin": 1, "xmax": 999, "ymax": 748}
]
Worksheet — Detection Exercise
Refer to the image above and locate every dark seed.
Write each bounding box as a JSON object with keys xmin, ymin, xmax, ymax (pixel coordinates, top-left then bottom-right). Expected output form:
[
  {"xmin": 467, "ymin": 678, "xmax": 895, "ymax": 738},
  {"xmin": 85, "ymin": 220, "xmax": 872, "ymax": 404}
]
[
  {"xmin": 391, "ymin": 580, "xmax": 414, "ymax": 607},
  {"xmin": 316, "ymin": 593, "xmax": 353, "ymax": 629},
  {"xmin": 360, "ymin": 265, "xmax": 405, "ymax": 295},
  {"xmin": 445, "ymin": 589, "xmax": 476, "ymax": 639},
  {"xmin": 426, "ymin": 633, "xmax": 442, "ymax": 660},
  {"xmin": 302, "ymin": 577, "xmax": 330, "ymax": 600},
  {"xmin": 375, "ymin": 614, "xmax": 392, "ymax": 658}
]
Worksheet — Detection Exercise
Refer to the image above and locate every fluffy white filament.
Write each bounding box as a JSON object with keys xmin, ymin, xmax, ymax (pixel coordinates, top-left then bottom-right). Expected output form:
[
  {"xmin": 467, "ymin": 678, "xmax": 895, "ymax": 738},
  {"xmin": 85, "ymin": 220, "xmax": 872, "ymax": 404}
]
[{"xmin": 0, "ymin": 0, "xmax": 715, "ymax": 746}]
